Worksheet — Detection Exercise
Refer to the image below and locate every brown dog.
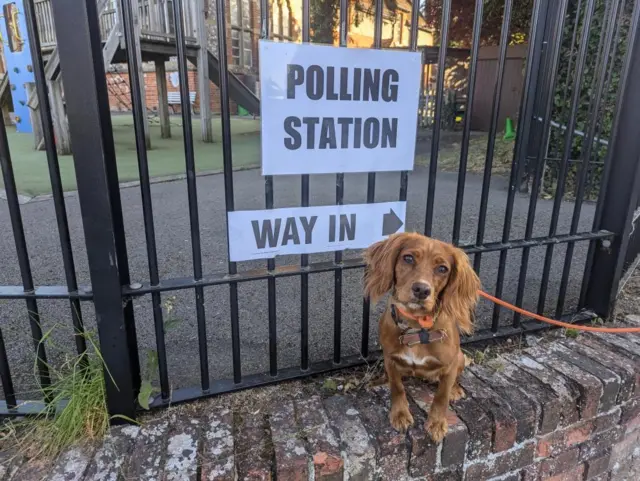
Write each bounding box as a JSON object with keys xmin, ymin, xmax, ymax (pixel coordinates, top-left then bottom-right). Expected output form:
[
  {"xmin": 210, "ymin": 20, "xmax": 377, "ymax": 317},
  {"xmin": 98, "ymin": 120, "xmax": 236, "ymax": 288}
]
[{"xmin": 364, "ymin": 232, "xmax": 480, "ymax": 442}]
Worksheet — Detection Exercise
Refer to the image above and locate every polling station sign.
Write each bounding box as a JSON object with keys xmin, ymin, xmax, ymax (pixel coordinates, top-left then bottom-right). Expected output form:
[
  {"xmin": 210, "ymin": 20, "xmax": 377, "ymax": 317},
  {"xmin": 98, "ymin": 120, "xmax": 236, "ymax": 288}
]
[
  {"xmin": 227, "ymin": 202, "xmax": 406, "ymax": 261},
  {"xmin": 259, "ymin": 41, "xmax": 422, "ymax": 175}
]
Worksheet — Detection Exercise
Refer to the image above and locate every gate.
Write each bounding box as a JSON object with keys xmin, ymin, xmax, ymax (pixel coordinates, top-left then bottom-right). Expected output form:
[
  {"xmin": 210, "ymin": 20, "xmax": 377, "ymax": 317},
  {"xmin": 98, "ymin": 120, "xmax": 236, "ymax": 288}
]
[{"xmin": 1, "ymin": 0, "xmax": 640, "ymax": 420}]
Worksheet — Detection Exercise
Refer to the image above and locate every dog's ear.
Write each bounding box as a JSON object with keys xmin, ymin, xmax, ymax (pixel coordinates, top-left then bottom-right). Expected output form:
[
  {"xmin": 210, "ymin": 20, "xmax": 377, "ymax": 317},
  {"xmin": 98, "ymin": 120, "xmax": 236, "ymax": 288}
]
[
  {"xmin": 441, "ymin": 246, "xmax": 480, "ymax": 335},
  {"xmin": 363, "ymin": 234, "xmax": 406, "ymax": 302}
]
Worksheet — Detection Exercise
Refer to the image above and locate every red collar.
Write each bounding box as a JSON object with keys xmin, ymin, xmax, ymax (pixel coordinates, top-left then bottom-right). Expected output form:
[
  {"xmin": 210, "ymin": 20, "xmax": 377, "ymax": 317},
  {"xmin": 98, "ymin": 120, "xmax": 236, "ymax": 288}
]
[{"xmin": 391, "ymin": 304, "xmax": 435, "ymax": 329}]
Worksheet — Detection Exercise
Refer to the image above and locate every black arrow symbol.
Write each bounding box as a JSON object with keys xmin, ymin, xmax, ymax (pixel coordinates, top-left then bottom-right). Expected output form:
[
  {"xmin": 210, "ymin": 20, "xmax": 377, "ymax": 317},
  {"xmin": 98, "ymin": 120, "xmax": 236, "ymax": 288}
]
[{"xmin": 382, "ymin": 209, "xmax": 403, "ymax": 236}]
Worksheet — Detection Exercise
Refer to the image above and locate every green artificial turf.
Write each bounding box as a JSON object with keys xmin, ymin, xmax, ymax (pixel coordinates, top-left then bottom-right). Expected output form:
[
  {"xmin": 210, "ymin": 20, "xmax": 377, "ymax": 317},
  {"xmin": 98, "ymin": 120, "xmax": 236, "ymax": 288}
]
[{"xmin": 1, "ymin": 114, "xmax": 262, "ymax": 196}]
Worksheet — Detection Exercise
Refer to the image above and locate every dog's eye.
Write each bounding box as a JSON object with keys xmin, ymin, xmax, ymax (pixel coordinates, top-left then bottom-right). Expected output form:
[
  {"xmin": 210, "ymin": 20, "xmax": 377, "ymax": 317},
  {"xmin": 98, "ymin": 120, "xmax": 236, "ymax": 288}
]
[
  {"xmin": 436, "ymin": 265, "xmax": 449, "ymax": 274},
  {"xmin": 403, "ymin": 255, "xmax": 414, "ymax": 264}
]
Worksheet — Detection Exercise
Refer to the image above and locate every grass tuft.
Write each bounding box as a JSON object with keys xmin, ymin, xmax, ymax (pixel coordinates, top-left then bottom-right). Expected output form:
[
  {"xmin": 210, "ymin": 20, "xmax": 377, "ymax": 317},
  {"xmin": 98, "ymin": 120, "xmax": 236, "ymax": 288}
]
[{"xmin": 3, "ymin": 329, "xmax": 129, "ymax": 460}]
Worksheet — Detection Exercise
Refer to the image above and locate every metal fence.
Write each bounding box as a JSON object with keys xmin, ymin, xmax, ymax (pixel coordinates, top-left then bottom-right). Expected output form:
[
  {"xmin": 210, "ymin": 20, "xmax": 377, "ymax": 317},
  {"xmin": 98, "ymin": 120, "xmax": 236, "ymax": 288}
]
[{"xmin": 1, "ymin": 0, "xmax": 640, "ymax": 420}]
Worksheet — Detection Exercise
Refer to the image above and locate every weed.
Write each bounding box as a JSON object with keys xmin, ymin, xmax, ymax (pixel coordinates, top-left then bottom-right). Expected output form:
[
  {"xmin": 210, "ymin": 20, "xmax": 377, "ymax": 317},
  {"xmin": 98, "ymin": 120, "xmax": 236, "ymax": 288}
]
[
  {"xmin": 564, "ymin": 328, "xmax": 580, "ymax": 338},
  {"xmin": 3, "ymin": 328, "xmax": 132, "ymax": 460}
]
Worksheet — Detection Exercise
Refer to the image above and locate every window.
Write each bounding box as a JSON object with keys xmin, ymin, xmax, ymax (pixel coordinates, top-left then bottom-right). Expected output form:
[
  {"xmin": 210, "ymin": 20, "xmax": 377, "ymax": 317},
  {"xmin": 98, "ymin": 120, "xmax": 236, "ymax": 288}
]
[{"xmin": 230, "ymin": 0, "xmax": 252, "ymax": 67}]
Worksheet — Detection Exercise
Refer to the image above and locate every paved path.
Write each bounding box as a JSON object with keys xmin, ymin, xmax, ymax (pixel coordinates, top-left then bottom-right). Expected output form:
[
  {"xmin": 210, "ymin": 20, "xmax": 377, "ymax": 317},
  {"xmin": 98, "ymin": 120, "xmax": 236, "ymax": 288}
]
[{"xmin": 0, "ymin": 164, "xmax": 596, "ymax": 394}]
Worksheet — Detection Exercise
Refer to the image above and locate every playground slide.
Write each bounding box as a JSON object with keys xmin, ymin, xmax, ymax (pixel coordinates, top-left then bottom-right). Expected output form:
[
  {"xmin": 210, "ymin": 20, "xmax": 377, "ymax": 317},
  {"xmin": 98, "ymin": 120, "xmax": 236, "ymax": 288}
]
[{"xmin": 195, "ymin": 50, "xmax": 260, "ymax": 116}]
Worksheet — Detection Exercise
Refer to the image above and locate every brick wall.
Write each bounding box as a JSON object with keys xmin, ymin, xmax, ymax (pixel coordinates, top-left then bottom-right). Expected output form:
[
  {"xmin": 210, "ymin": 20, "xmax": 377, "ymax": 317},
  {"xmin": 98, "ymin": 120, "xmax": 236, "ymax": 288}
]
[
  {"xmin": 106, "ymin": 68, "xmax": 240, "ymax": 115},
  {"xmin": 209, "ymin": 323, "xmax": 640, "ymax": 481}
]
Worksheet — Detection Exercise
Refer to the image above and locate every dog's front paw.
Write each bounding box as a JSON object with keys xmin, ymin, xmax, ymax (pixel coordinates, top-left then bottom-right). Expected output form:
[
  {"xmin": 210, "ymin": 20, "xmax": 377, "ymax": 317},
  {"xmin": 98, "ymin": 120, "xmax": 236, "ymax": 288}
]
[
  {"xmin": 390, "ymin": 406, "xmax": 414, "ymax": 432},
  {"xmin": 450, "ymin": 384, "xmax": 465, "ymax": 401},
  {"xmin": 426, "ymin": 415, "xmax": 448, "ymax": 443}
]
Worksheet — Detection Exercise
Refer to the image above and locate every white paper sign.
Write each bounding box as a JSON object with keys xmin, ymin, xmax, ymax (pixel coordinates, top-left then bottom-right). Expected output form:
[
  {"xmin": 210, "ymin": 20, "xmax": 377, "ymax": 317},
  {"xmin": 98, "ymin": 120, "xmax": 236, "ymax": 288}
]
[
  {"xmin": 259, "ymin": 41, "xmax": 422, "ymax": 175},
  {"xmin": 228, "ymin": 201, "xmax": 406, "ymax": 261}
]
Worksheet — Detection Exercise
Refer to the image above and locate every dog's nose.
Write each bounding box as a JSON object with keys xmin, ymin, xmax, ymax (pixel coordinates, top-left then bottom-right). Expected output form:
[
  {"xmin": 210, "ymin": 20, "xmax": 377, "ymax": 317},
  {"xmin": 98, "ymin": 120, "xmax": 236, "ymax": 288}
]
[{"xmin": 411, "ymin": 282, "xmax": 431, "ymax": 300}]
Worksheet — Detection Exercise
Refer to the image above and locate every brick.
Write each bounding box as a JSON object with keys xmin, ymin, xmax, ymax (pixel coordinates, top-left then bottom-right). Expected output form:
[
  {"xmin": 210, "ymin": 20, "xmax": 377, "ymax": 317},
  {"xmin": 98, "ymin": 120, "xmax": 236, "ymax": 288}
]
[
  {"xmin": 296, "ymin": 396, "xmax": 343, "ymax": 481},
  {"xmin": 537, "ymin": 420, "xmax": 594, "ymax": 458},
  {"xmin": 620, "ymin": 397, "xmax": 640, "ymax": 433},
  {"xmin": 463, "ymin": 440, "xmax": 536, "ymax": 480},
  {"xmin": 542, "ymin": 464, "xmax": 585, "ymax": 481},
  {"xmin": 609, "ymin": 430, "xmax": 640, "ymax": 478},
  {"xmin": 471, "ymin": 365, "xmax": 539, "ymax": 441},
  {"xmin": 324, "ymin": 395, "xmax": 377, "ymax": 480},
  {"xmin": 584, "ymin": 452, "xmax": 611, "ymax": 479},
  {"xmin": 201, "ymin": 409, "xmax": 235, "ymax": 481},
  {"xmin": 10, "ymin": 459, "xmax": 50, "ymax": 481},
  {"xmin": 270, "ymin": 402, "xmax": 309, "ymax": 481},
  {"xmin": 450, "ymin": 392, "xmax": 492, "ymax": 460},
  {"xmin": 486, "ymin": 470, "xmax": 522, "ymax": 481},
  {"xmin": 500, "ymin": 360, "xmax": 564, "ymax": 434},
  {"xmin": 354, "ymin": 388, "xmax": 408, "ymax": 480},
  {"xmin": 458, "ymin": 371, "xmax": 517, "ymax": 452},
  {"xmin": 123, "ymin": 418, "xmax": 169, "ymax": 480},
  {"xmin": 587, "ymin": 332, "xmax": 640, "ymax": 362},
  {"xmin": 568, "ymin": 337, "xmax": 640, "ymax": 401},
  {"xmin": 49, "ymin": 443, "xmax": 95, "ymax": 481},
  {"xmin": 593, "ymin": 407, "xmax": 622, "ymax": 433},
  {"xmin": 434, "ymin": 468, "xmax": 463, "ymax": 480},
  {"xmin": 579, "ymin": 426, "xmax": 624, "ymax": 462},
  {"xmin": 527, "ymin": 347, "xmax": 603, "ymax": 419},
  {"xmin": 84, "ymin": 425, "xmax": 140, "ymax": 481},
  {"xmin": 508, "ymin": 354, "xmax": 580, "ymax": 425},
  {"xmin": 548, "ymin": 342, "xmax": 620, "ymax": 412},
  {"xmin": 407, "ymin": 384, "xmax": 468, "ymax": 470},
  {"xmin": 403, "ymin": 387, "xmax": 438, "ymax": 475},
  {"xmin": 538, "ymin": 448, "xmax": 579, "ymax": 479},
  {"xmin": 520, "ymin": 463, "xmax": 540, "ymax": 481},
  {"xmin": 164, "ymin": 414, "xmax": 201, "ymax": 481},
  {"xmin": 236, "ymin": 412, "xmax": 272, "ymax": 481}
]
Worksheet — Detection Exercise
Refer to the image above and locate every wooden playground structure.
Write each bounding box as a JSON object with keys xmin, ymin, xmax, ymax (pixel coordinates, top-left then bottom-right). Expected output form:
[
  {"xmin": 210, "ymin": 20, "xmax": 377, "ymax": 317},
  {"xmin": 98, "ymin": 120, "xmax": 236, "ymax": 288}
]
[{"xmin": 0, "ymin": 0, "xmax": 260, "ymax": 154}]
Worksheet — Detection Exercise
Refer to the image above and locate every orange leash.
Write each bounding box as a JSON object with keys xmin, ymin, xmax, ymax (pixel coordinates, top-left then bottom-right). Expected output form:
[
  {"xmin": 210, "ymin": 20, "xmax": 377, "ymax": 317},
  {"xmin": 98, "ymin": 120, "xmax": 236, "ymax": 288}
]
[{"xmin": 478, "ymin": 290, "xmax": 640, "ymax": 333}]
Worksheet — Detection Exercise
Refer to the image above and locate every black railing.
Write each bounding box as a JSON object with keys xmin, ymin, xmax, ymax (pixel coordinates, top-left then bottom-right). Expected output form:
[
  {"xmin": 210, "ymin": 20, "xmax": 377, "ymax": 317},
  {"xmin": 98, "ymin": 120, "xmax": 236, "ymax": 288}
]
[{"xmin": 1, "ymin": 0, "xmax": 640, "ymax": 420}]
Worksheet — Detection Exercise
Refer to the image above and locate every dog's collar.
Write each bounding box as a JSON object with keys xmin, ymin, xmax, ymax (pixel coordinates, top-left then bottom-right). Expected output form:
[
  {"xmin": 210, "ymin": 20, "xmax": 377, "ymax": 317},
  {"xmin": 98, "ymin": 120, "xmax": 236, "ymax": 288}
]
[
  {"xmin": 391, "ymin": 304, "xmax": 447, "ymax": 346},
  {"xmin": 391, "ymin": 303, "xmax": 435, "ymax": 329}
]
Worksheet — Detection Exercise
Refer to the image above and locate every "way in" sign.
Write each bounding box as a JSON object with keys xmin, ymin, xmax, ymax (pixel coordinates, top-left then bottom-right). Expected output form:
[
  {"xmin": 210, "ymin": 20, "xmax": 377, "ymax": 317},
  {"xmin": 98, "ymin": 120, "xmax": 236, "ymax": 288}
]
[{"xmin": 227, "ymin": 201, "xmax": 406, "ymax": 261}]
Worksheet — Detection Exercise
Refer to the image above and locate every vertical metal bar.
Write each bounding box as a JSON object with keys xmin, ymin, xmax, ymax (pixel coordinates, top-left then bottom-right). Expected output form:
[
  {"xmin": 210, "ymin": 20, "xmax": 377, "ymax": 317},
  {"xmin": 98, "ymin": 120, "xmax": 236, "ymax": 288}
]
[
  {"xmin": 215, "ymin": 0, "xmax": 241, "ymax": 383},
  {"xmin": 24, "ymin": 0, "xmax": 86, "ymax": 356},
  {"xmin": 491, "ymin": 0, "xmax": 547, "ymax": 330},
  {"xmin": 260, "ymin": 0, "xmax": 278, "ymax": 376},
  {"xmin": 0, "ymin": 327, "xmax": 16, "ymax": 409},
  {"xmin": 334, "ymin": 0, "xmax": 349, "ymax": 364},
  {"xmin": 300, "ymin": 0, "xmax": 310, "ymax": 371},
  {"xmin": 452, "ymin": 0, "xmax": 483, "ymax": 246},
  {"xmin": 121, "ymin": 0, "xmax": 171, "ymax": 399},
  {"xmin": 360, "ymin": 0, "xmax": 383, "ymax": 360},
  {"xmin": 424, "ymin": 0, "xmax": 452, "ymax": 236},
  {"xmin": 0, "ymin": 117, "xmax": 50, "ymax": 395},
  {"xmin": 537, "ymin": 0, "xmax": 596, "ymax": 315},
  {"xmin": 52, "ymin": 0, "xmax": 137, "ymax": 419},
  {"xmin": 172, "ymin": 0, "xmax": 210, "ymax": 392},
  {"xmin": 583, "ymin": 0, "xmax": 640, "ymax": 318},
  {"xmin": 473, "ymin": 0, "xmax": 513, "ymax": 273},
  {"xmin": 512, "ymin": 0, "xmax": 568, "ymax": 327},
  {"xmin": 556, "ymin": 0, "xmax": 621, "ymax": 317},
  {"xmin": 556, "ymin": 0, "xmax": 621, "ymax": 316}
]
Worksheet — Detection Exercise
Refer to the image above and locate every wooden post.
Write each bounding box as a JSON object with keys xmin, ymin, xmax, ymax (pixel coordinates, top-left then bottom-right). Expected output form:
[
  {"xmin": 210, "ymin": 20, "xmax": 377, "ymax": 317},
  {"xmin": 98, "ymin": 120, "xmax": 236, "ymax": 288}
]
[
  {"xmin": 131, "ymin": 0, "xmax": 151, "ymax": 149},
  {"xmin": 155, "ymin": 60, "xmax": 171, "ymax": 138},
  {"xmin": 196, "ymin": 0, "xmax": 212, "ymax": 142},
  {"xmin": 49, "ymin": 79, "xmax": 71, "ymax": 155}
]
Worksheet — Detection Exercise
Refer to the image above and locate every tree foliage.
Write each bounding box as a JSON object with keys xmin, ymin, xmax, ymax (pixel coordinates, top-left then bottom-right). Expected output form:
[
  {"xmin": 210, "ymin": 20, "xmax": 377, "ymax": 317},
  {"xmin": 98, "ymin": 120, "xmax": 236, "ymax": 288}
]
[{"xmin": 421, "ymin": 0, "xmax": 534, "ymax": 46}]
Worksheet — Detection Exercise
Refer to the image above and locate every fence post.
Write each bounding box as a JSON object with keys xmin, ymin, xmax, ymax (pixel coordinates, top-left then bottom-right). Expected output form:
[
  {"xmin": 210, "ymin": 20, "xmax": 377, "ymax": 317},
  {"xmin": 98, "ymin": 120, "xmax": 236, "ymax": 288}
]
[
  {"xmin": 50, "ymin": 0, "xmax": 139, "ymax": 420},
  {"xmin": 585, "ymin": 1, "xmax": 640, "ymax": 319}
]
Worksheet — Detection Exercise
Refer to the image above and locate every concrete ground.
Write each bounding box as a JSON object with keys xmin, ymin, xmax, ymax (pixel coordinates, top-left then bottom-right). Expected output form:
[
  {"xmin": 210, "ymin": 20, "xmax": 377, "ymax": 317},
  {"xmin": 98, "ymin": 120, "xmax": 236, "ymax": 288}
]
[{"xmin": 0, "ymin": 145, "xmax": 597, "ymax": 398}]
